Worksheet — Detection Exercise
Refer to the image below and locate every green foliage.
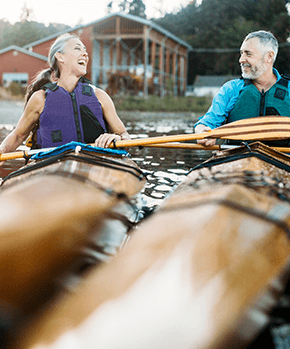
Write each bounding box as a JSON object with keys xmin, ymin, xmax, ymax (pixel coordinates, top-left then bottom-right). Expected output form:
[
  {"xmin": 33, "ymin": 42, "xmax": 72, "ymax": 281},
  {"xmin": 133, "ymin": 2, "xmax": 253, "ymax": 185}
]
[
  {"xmin": 107, "ymin": 0, "xmax": 146, "ymax": 18},
  {"xmin": 0, "ymin": 19, "xmax": 70, "ymax": 49},
  {"xmin": 129, "ymin": 0, "xmax": 146, "ymax": 18},
  {"xmin": 155, "ymin": 0, "xmax": 290, "ymax": 81},
  {"xmin": 8, "ymin": 82, "xmax": 23, "ymax": 96},
  {"xmin": 113, "ymin": 95, "xmax": 212, "ymax": 112}
]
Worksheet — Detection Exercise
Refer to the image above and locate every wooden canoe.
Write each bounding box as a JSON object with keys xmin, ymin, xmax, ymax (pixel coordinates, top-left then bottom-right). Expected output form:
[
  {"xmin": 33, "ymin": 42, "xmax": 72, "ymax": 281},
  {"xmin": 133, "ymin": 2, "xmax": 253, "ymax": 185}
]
[
  {"xmin": 0, "ymin": 142, "xmax": 146, "ymax": 346},
  {"xmin": 6, "ymin": 141, "xmax": 290, "ymax": 349}
]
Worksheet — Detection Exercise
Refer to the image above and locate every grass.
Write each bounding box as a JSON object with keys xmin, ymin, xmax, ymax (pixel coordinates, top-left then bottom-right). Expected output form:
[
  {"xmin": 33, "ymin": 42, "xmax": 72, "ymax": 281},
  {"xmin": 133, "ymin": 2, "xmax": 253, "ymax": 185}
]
[
  {"xmin": 113, "ymin": 95, "xmax": 212, "ymax": 113},
  {"xmin": 0, "ymin": 85, "xmax": 212, "ymax": 114}
]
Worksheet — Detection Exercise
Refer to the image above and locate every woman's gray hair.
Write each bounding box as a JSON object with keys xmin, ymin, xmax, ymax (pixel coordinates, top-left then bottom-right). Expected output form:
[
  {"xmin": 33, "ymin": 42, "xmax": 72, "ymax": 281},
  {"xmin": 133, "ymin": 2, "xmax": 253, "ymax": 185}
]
[
  {"xmin": 25, "ymin": 33, "xmax": 79, "ymax": 104},
  {"xmin": 49, "ymin": 33, "xmax": 78, "ymax": 78},
  {"xmin": 244, "ymin": 30, "xmax": 278, "ymax": 62}
]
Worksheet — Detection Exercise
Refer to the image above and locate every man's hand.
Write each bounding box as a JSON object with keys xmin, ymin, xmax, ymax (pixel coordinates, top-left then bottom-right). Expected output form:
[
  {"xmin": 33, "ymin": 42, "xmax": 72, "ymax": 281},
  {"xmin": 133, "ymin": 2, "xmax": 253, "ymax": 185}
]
[{"xmin": 194, "ymin": 124, "xmax": 217, "ymax": 147}]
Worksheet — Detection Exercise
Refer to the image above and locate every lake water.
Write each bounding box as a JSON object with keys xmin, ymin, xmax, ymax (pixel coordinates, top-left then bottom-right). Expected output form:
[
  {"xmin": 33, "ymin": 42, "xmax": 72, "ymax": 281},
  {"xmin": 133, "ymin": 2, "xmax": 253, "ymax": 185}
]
[{"xmin": 0, "ymin": 101, "xmax": 212, "ymax": 208}]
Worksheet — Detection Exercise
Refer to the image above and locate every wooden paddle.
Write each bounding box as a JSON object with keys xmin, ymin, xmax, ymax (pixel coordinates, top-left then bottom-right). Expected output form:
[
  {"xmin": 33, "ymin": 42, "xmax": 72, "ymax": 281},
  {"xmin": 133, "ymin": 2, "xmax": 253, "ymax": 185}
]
[
  {"xmin": 1, "ymin": 116, "xmax": 290, "ymax": 161},
  {"xmin": 142, "ymin": 142, "xmax": 290, "ymax": 153},
  {"xmin": 0, "ymin": 147, "xmax": 55, "ymax": 161},
  {"xmin": 110, "ymin": 116, "xmax": 290, "ymax": 148}
]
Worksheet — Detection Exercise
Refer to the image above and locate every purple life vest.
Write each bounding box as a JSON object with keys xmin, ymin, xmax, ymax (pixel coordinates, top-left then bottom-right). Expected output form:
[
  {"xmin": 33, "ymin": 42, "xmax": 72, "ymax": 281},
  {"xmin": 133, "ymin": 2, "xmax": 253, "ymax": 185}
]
[{"xmin": 37, "ymin": 79, "xmax": 107, "ymax": 148}]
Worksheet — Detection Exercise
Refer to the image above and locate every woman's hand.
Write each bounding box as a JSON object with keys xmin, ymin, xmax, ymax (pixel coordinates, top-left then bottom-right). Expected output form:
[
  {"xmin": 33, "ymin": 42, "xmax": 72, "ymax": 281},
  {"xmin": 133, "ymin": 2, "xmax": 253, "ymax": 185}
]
[
  {"xmin": 94, "ymin": 133, "xmax": 122, "ymax": 148},
  {"xmin": 0, "ymin": 149, "xmax": 5, "ymax": 167},
  {"xmin": 194, "ymin": 124, "xmax": 216, "ymax": 147}
]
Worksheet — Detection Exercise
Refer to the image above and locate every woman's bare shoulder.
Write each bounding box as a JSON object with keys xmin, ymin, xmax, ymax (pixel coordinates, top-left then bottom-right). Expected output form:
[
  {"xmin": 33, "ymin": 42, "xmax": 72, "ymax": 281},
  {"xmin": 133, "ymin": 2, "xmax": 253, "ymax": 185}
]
[
  {"xmin": 25, "ymin": 90, "xmax": 46, "ymax": 114},
  {"xmin": 30, "ymin": 89, "xmax": 46, "ymax": 102}
]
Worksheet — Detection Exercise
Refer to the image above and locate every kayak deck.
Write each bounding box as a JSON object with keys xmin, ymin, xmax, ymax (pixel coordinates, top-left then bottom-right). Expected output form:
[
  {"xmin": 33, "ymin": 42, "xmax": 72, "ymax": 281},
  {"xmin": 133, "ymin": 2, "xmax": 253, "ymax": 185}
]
[
  {"xmin": 0, "ymin": 145, "xmax": 146, "ymax": 345},
  {"xmin": 7, "ymin": 142, "xmax": 290, "ymax": 349}
]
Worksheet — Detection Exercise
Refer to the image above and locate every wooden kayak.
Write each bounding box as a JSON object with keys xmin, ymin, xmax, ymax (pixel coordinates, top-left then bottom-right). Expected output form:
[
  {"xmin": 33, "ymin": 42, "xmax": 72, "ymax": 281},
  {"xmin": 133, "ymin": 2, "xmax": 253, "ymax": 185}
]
[
  {"xmin": 6, "ymin": 141, "xmax": 290, "ymax": 349},
  {"xmin": 0, "ymin": 142, "xmax": 146, "ymax": 345}
]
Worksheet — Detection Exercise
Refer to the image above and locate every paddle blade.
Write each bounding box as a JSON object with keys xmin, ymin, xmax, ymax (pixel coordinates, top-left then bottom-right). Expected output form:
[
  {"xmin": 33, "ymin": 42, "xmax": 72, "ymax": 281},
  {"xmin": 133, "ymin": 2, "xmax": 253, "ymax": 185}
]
[
  {"xmin": 211, "ymin": 116, "xmax": 290, "ymax": 140},
  {"xmin": 112, "ymin": 116, "xmax": 290, "ymax": 148}
]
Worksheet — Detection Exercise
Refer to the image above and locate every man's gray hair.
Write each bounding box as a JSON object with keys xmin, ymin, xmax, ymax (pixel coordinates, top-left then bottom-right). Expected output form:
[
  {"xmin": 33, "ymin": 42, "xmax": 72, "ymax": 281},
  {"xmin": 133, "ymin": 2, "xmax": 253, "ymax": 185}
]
[{"xmin": 244, "ymin": 30, "xmax": 278, "ymax": 62}]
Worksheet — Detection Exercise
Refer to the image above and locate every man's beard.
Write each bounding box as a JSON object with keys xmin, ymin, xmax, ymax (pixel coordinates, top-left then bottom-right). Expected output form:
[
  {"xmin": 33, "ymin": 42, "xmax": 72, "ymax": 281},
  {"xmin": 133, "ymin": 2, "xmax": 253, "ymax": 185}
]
[{"xmin": 241, "ymin": 59, "xmax": 267, "ymax": 79}]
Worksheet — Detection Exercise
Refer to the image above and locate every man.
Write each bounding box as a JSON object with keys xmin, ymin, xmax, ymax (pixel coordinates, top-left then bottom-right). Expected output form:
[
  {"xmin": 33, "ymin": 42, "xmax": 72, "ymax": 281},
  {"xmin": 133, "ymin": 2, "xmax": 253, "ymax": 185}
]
[{"xmin": 194, "ymin": 30, "xmax": 290, "ymax": 147}]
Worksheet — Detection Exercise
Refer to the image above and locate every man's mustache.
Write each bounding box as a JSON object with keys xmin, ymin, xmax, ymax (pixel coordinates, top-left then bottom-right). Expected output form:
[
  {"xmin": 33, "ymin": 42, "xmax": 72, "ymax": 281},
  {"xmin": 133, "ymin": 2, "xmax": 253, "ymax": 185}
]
[{"xmin": 241, "ymin": 63, "xmax": 251, "ymax": 68}]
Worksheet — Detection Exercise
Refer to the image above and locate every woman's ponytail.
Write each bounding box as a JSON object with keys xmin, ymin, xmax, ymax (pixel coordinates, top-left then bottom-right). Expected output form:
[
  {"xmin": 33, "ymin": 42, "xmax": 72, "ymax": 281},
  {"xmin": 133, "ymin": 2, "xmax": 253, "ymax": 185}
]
[{"xmin": 25, "ymin": 67, "xmax": 54, "ymax": 105}]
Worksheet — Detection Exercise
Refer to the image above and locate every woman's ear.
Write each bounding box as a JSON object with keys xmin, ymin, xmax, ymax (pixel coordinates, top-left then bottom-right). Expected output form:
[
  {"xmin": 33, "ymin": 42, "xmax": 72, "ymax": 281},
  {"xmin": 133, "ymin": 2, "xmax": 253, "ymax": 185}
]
[{"xmin": 55, "ymin": 52, "xmax": 64, "ymax": 63}]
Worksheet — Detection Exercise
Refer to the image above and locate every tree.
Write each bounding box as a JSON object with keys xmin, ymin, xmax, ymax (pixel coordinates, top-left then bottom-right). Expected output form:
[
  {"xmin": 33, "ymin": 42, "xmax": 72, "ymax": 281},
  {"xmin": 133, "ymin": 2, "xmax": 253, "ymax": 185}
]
[
  {"xmin": 107, "ymin": 0, "xmax": 146, "ymax": 18},
  {"xmin": 0, "ymin": 19, "xmax": 70, "ymax": 49},
  {"xmin": 20, "ymin": 3, "xmax": 35, "ymax": 22},
  {"xmin": 129, "ymin": 0, "xmax": 146, "ymax": 18},
  {"xmin": 118, "ymin": 0, "xmax": 130, "ymax": 12},
  {"xmin": 107, "ymin": 1, "xmax": 114, "ymax": 14},
  {"xmin": 155, "ymin": 0, "xmax": 290, "ymax": 82}
]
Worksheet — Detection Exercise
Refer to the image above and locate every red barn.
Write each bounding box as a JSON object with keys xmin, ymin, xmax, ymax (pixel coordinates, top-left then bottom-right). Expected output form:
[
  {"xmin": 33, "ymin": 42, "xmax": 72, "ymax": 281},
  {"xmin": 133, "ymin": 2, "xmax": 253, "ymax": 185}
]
[
  {"xmin": 0, "ymin": 46, "xmax": 47, "ymax": 87},
  {"xmin": 0, "ymin": 13, "xmax": 192, "ymax": 96}
]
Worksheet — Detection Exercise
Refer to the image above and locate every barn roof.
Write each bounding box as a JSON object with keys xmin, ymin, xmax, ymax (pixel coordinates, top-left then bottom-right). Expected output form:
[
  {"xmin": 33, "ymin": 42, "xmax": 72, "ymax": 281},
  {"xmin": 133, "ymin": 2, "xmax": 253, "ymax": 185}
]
[
  {"xmin": 0, "ymin": 45, "xmax": 48, "ymax": 60},
  {"xmin": 23, "ymin": 12, "xmax": 192, "ymax": 51}
]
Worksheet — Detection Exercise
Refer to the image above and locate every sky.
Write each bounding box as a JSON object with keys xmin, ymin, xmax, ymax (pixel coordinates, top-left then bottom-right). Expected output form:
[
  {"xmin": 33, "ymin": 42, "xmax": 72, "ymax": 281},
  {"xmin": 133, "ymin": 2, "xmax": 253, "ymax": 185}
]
[{"xmin": 2, "ymin": 0, "xmax": 193, "ymax": 27}]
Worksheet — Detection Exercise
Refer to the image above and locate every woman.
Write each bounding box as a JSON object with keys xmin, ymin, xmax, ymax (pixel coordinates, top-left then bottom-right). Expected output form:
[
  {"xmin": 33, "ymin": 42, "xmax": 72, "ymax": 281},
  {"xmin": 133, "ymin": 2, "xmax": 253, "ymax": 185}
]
[{"xmin": 0, "ymin": 33, "xmax": 130, "ymax": 156}]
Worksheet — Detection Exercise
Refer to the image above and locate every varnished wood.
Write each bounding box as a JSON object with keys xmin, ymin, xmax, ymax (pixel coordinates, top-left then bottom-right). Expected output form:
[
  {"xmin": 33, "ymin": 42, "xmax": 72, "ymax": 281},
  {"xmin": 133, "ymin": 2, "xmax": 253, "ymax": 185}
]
[
  {"xmin": 2, "ymin": 151, "xmax": 145, "ymax": 197},
  {"xmin": 143, "ymin": 142, "xmax": 290, "ymax": 153},
  {"xmin": 9, "ymin": 142, "xmax": 290, "ymax": 349},
  {"xmin": 0, "ymin": 149, "xmax": 145, "ymax": 345},
  {"xmin": 110, "ymin": 116, "xmax": 290, "ymax": 148},
  {"xmin": 0, "ymin": 175, "xmax": 116, "ymax": 321}
]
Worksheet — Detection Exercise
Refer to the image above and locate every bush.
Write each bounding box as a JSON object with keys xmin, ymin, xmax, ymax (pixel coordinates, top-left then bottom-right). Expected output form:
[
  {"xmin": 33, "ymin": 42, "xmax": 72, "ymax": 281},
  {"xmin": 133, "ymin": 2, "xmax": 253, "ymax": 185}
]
[
  {"xmin": 8, "ymin": 82, "xmax": 23, "ymax": 96},
  {"xmin": 113, "ymin": 95, "xmax": 212, "ymax": 113}
]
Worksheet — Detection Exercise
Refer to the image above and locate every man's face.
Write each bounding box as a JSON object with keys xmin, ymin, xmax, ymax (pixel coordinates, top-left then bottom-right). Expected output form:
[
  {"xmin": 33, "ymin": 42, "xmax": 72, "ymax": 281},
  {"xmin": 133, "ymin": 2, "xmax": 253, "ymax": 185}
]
[{"xmin": 239, "ymin": 38, "xmax": 268, "ymax": 79}]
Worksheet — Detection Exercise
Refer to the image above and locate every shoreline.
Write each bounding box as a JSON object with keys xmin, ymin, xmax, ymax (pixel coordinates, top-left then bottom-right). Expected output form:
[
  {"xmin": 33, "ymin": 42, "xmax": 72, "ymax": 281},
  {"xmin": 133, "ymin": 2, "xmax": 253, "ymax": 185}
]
[
  {"xmin": 0, "ymin": 99, "xmax": 201, "ymax": 123},
  {"xmin": 119, "ymin": 110, "xmax": 200, "ymax": 119}
]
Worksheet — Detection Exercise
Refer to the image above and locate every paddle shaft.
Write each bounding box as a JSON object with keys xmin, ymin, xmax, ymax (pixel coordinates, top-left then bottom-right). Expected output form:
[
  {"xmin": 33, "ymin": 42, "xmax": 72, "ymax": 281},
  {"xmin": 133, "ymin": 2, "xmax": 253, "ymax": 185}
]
[
  {"xmin": 0, "ymin": 147, "xmax": 55, "ymax": 161},
  {"xmin": 1, "ymin": 116, "xmax": 290, "ymax": 161},
  {"xmin": 138, "ymin": 142, "xmax": 290, "ymax": 153},
  {"xmin": 110, "ymin": 125, "xmax": 290, "ymax": 148},
  {"xmin": 2, "ymin": 142, "xmax": 290, "ymax": 163}
]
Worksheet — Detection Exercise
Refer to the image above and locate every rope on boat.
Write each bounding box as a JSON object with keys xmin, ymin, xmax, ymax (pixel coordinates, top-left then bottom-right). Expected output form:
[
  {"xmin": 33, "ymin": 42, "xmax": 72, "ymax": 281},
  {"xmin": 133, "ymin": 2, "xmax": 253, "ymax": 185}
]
[
  {"xmin": 187, "ymin": 165, "xmax": 290, "ymax": 203},
  {"xmin": 189, "ymin": 150, "xmax": 290, "ymax": 174},
  {"xmin": 1, "ymin": 149, "xmax": 145, "ymax": 185}
]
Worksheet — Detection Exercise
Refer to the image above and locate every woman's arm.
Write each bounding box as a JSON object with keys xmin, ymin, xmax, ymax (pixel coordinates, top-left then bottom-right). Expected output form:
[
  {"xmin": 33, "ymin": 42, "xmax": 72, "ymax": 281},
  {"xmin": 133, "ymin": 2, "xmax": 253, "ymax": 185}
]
[
  {"xmin": 93, "ymin": 88, "xmax": 130, "ymax": 148},
  {"xmin": 0, "ymin": 90, "xmax": 45, "ymax": 154}
]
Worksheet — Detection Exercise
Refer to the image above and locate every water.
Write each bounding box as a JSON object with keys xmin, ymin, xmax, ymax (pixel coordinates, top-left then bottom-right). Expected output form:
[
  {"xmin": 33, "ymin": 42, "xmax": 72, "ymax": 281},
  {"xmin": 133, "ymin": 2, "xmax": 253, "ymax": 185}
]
[
  {"xmin": 0, "ymin": 102, "xmax": 212, "ymax": 208},
  {"xmin": 118, "ymin": 111, "xmax": 212, "ymax": 207}
]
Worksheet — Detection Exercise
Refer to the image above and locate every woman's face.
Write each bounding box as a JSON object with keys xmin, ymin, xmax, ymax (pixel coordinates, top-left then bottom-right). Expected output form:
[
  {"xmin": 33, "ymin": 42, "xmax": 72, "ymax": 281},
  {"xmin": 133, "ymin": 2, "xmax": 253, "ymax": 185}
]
[{"xmin": 58, "ymin": 38, "xmax": 89, "ymax": 77}]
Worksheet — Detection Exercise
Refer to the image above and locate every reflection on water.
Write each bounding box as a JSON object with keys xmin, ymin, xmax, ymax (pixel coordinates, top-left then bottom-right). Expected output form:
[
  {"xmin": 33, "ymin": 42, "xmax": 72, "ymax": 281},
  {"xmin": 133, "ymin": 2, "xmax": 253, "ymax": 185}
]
[
  {"xmin": 0, "ymin": 110, "xmax": 212, "ymax": 207},
  {"xmin": 120, "ymin": 112, "xmax": 212, "ymax": 207}
]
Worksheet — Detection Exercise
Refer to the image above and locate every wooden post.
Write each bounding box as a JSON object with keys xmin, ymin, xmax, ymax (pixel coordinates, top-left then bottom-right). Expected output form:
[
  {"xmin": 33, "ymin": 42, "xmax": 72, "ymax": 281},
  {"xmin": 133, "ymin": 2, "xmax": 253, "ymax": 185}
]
[
  {"xmin": 127, "ymin": 46, "xmax": 131, "ymax": 70},
  {"xmin": 99, "ymin": 40, "xmax": 104, "ymax": 84},
  {"xmin": 116, "ymin": 17, "xmax": 121, "ymax": 68},
  {"xmin": 172, "ymin": 50, "xmax": 177, "ymax": 97},
  {"xmin": 183, "ymin": 54, "xmax": 188, "ymax": 93},
  {"xmin": 178, "ymin": 55, "xmax": 182, "ymax": 95},
  {"xmin": 116, "ymin": 39, "xmax": 121, "ymax": 67},
  {"xmin": 143, "ymin": 26, "xmax": 151, "ymax": 97},
  {"xmin": 110, "ymin": 40, "xmax": 114, "ymax": 68},
  {"xmin": 165, "ymin": 48, "xmax": 171, "ymax": 93},
  {"xmin": 159, "ymin": 44, "xmax": 164, "ymax": 97},
  {"xmin": 151, "ymin": 41, "xmax": 156, "ymax": 80}
]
